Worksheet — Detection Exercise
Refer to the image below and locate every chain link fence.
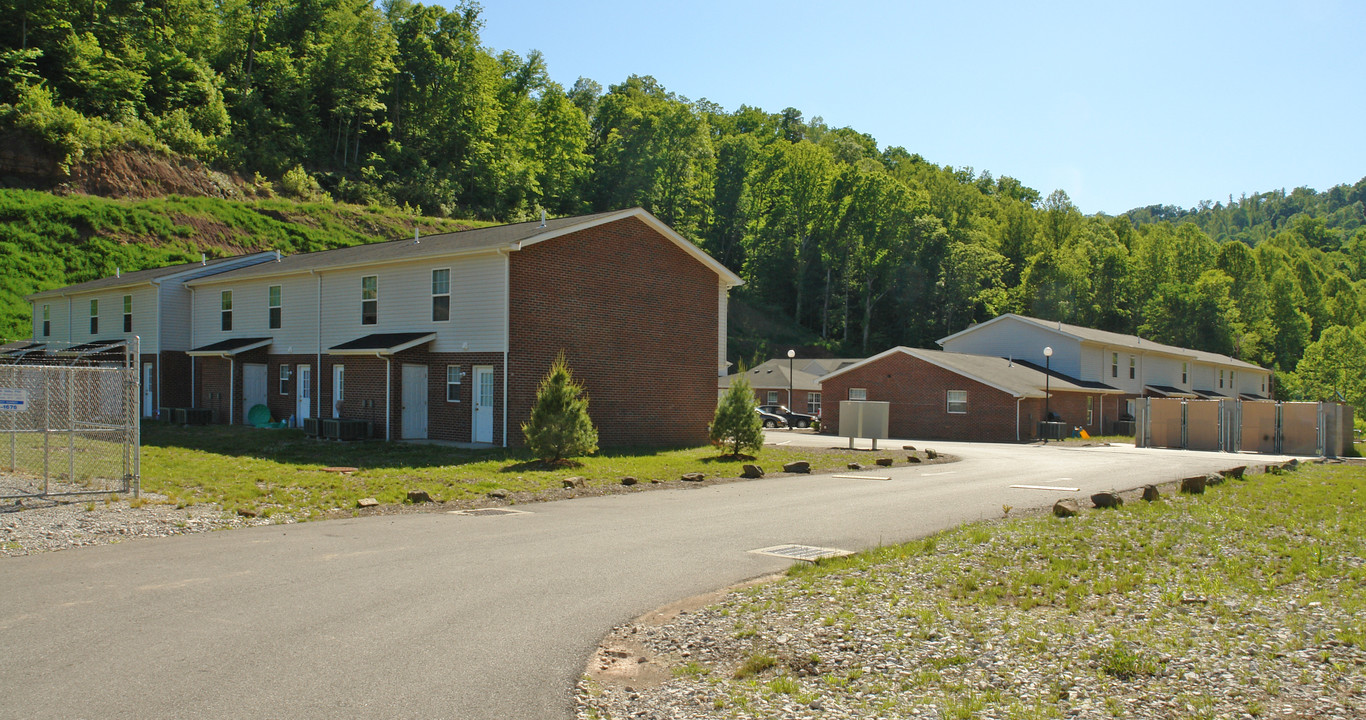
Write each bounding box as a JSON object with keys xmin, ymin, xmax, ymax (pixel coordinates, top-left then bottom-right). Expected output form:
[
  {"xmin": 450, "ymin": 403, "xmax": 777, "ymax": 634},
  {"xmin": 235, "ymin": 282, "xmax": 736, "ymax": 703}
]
[{"xmin": 1, "ymin": 337, "xmax": 140, "ymax": 500}]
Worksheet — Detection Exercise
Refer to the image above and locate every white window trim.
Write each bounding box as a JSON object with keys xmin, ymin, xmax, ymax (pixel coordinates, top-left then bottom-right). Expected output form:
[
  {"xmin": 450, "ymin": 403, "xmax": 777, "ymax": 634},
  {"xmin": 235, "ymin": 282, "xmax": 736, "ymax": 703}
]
[
  {"xmin": 946, "ymin": 390, "xmax": 967, "ymax": 414},
  {"xmin": 849, "ymin": 388, "xmax": 867, "ymax": 401},
  {"xmin": 221, "ymin": 290, "xmax": 233, "ymax": 332},
  {"xmin": 446, "ymin": 365, "xmax": 462, "ymax": 402},
  {"xmin": 807, "ymin": 392, "xmax": 821, "ymax": 416},
  {"xmin": 269, "ymin": 285, "xmax": 282, "ymax": 329},
  {"xmin": 432, "ymin": 268, "xmax": 451, "ymax": 322},
  {"xmin": 122, "ymin": 294, "xmax": 132, "ymax": 333},
  {"xmin": 41, "ymin": 304, "xmax": 50, "ymax": 337},
  {"xmin": 279, "ymin": 364, "xmax": 291, "ymax": 395},
  {"xmin": 361, "ymin": 275, "xmax": 378, "ymax": 325},
  {"xmin": 766, "ymin": 390, "xmax": 779, "ymax": 405},
  {"xmin": 89, "ymin": 299, "xmax": 98, "ymax": 335}
]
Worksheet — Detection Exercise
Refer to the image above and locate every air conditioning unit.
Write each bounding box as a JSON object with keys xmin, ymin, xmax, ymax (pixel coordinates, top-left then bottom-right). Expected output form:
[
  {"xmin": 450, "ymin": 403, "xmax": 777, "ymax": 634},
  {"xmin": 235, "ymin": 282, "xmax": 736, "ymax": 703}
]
[
  {"xmin": 302, "ymin": 417, "xmax": 320, "ymax": 437},
  {"xmin": 183, "ymin": 408, "xmax": 212, "ymax": 426}
]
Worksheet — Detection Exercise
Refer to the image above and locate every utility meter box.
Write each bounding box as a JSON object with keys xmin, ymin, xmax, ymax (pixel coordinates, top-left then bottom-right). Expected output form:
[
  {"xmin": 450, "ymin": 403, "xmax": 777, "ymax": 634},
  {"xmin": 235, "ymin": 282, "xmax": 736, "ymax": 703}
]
[{"xmin": 839, "ymin": 400, "xmax": 890, "ymax": 448}]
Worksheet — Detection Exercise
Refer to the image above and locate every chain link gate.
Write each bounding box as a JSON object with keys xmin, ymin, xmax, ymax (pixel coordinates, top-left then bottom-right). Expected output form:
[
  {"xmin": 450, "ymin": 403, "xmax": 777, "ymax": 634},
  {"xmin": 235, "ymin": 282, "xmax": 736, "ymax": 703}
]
[{"xmin": 0, "ymin": 337, "xmax": 140, "ymax": 500}]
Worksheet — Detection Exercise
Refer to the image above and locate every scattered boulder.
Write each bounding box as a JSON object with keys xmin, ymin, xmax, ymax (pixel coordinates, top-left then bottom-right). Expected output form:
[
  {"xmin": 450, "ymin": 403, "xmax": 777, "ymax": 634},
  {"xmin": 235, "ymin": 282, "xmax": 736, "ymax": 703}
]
[
  {"xmin": 1141, "ymin": 485, "xmax": 1161, "ymax": 502},
  {"xmin": 875, "ymin": 458, "xmax": 894, "ymax": 467},
  {"xmin": 356, "ymin": 497, "xmax": 379, "ymax": 508},
  {"xmin": 848, "ymin": 462, "xmax": 864, "ymax": 470},
  {"xmin": 1052, "ymin": 499, "xmax": 1079, "ymax": 518},
  {"xmin": 1220, "ymin": 466, "xmax": 1246, "ymax": 480},
  {"xmin": 1180, "ymin": 475, "xmax": 1206, "ymax": 494},
  {"xmin": 741, "ymin": 464, "xmax": 765, "ymax": 479},
  {"xmin": 236, "ymin": 507, "xmax": 259, "ymax": 518},
  {"xmin": 1283, "ymin": 459, "xmax": 1300, "ymax": 471},
  {"xmin": 407, "ymin": 489, "xmax": 433, "ymax": 503},
  {"xmin": 906, "ymin": 455, "xmax": 921, "ymax": 463},
  {"xmin": 1091, "ymin": 491, "xmax": 1123, "ymax": 509},
  {"xmin": 1204, "ymin": 472, "xmax": 1224, "ymax": 487},
  {"xmin": 782, "ymin": 461, "xmax": 811, "ymax": 473},
  {"xmin": 486, "ymin": 488, "xmax": 509, "ymax": 499},
  {"xmin": 902, "ymin": 445, "xmax": 916, "ymax": 451},
  {"xmin": 681, "ymin": 472, "xmax": 705, "ymax": 482},
  {"xmin": 925, "ymin": 449, "xmax": 938, "ymax": 459},
  {"xmin": 620, "ymin": 476, "xmax": 638, "ymax": 486}
]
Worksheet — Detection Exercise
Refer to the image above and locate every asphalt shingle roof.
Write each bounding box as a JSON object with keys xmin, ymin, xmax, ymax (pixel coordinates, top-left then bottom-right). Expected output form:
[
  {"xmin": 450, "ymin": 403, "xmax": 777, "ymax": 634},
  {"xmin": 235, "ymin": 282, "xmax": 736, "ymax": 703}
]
[
  {"xmin": 27, "ymin": 254, "xmax": 268, "ymax": 299},
  {"xmin": 823, "ymin": 347, "xmax": 1121, "ymax": 399},
  {"xmin": 1002, "ymin": 314, "xmax": 1265, "ymax": 371}
]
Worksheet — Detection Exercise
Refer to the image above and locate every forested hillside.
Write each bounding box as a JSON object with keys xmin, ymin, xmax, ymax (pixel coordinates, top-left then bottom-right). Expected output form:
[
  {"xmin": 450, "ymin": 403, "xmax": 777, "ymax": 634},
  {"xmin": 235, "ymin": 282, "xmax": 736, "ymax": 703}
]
[{"xmin": 2, "ymin": 1, "xmax": 1365, "ymax": 408}]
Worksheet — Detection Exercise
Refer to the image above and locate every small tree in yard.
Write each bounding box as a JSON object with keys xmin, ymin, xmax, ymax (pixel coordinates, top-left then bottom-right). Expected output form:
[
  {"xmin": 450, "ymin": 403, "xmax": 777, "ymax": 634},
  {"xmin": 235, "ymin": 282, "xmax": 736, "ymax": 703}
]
[
  {"xmin": 522, "ymin": 353, "xmax": 598, "ymax": 464},
  {"xmin": 711, "ymin": 375, "xmax": 763, "ymax": 457}
]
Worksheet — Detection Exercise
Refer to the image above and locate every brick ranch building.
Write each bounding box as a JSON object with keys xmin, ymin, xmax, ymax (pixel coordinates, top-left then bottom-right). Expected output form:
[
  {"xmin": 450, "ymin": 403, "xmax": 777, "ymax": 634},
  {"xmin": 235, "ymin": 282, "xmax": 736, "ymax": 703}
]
[
  {"xmin": 819, "ymin": 347, "xmax": 1123, "ymax": 443},
  {"xmin": 180, "ymin": 207, "xmax": 742, "ymax": 447}
]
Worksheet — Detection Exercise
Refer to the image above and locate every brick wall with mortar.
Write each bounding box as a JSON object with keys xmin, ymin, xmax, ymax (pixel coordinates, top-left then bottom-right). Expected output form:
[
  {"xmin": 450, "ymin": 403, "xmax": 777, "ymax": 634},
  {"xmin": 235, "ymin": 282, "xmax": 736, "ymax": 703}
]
[
  {"xmin": 159, "ymin": 351, "xmax": 192, "ymax": 408},
  {"xmin": 508, "ymin": 216, "xmax": 721, "ymax": 447},
  {"xmin": 819, "ymin": 352, "xmax": 1115, "ymax": 443},
  {"xmin": 265, "ymin": 354, "xmax": 317, "ymax": 424},
  {"xmin": 194, "ymin": 347, "xmax": 268, "ymax": 424},
  {"xmin": 318, "ymin": 351, "xmax": 504, "ymax": 442}
]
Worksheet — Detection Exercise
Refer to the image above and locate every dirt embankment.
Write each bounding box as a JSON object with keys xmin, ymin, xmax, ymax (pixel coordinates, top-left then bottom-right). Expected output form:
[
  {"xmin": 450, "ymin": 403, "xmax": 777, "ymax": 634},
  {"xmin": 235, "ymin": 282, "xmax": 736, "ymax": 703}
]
[{"xmin": 0, "ymin": 132, "xmax": 246, "ymax": 200}]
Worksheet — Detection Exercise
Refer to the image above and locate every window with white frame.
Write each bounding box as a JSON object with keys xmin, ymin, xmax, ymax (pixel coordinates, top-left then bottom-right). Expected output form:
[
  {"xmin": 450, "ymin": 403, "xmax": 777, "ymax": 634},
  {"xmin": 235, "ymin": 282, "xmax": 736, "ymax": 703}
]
[
  {"xmin": 122, "ymin": 295, "xmax": 132, "ymax": 333},
  {"xmin": 849, "ymin": 388, "xmax": 867, "ymax": 401},
  {"xmin": 361, "ymin": 275, "xmax": 378, "ymax": 325},
  {"xmin": 1261, "ymin": 376, "xmax": 1266, "ymax": 393},
  {"xmin": 41, "ymin": 304, "xmax": 50, "ymax": 337},
  {"xmin": 432, "ymin": 269, "xmax": 450, "ymax": 322},
  {"xmin": 766, "ymin": 390, "xmax": 779, "ymax": 404},
  {"xmin": 1181, "ymin": 362, "xmax": 1188, "ymax": 384},
  {"xmin": 221, "ymin": 291, "xmax": 233, "ymax": 331},
  {"xmin": 1219, "ymin": 369, "xmax": 1225, "ymax": 389},
  {"xmin": 807, "ymin": 392, "xmax": 821, "ymax": 416},
  {"xmin": 1128, "ymin": 356, "xmax": 1136, "ymax": 380},
  {"xmin": 446, "ymin": 365, "xmax": 462, "ymax": 402},
  {"xmin": 279, "ymin": 364, "xmax": 291, "ymax": 395},
  {"xmin": 946, "ymin": 390, "xmax": 967, "ymax": 414},
  {"xmin": 269, "ymin": 285, "xmax": 282, "ymax": 329},
  {"xmin": 1111, "ymin": 352, "xmax": 1118, "ymax": 378},
  {"xmin": 1230, "ymin": 370, "xmax": 1235, "ymax": 389},
  {"xmin": 1087, "ymin": 396, "xmax": 1094, "ymax": 425},
  {"xmin": 89, "ymin": 299, "xmax": 98, "ymax": 335}
]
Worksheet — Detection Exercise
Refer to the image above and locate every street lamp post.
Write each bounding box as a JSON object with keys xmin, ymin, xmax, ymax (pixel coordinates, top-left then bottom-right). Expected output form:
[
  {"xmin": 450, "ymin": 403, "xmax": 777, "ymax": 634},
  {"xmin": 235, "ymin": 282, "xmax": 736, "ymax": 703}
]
[
  {"xmin": 787, "ymin": 349, "xmax": 796, "ymax": 410},
  {"xmin": 1043, "ymin": 346, "xmax": 1053, "ymax": 442}
]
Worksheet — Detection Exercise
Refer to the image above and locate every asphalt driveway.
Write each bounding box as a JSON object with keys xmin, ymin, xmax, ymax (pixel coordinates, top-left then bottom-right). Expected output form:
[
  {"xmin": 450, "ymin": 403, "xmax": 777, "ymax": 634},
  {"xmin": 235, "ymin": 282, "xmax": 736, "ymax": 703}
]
[{"xmin": 0, "ymin": 435, "xmax": 1288, "ymax": 719}]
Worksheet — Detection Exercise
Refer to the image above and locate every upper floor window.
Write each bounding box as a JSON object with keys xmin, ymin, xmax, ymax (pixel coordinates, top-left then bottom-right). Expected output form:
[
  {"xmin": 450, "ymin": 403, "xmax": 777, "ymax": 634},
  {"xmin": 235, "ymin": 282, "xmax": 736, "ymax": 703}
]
[
  {"xmin": 1219, "ymin": 369, "xmax": 1225, "ymax": 389},
  {"xmin": 41, "ymin": 304, "xmax": 50, "ymax": 337},
  {"xmin": 946, "ymin": 390, "xmax": 967, "ymax": 414},
  {"xmin": 1181, "ymin": 362, "xmax": 1188, "ymax": 385},
  {"xmin": 1128, "ymin": 356, "xmax": 1136, "ymax": 380},
  {"xmin": 1111, "ymin": 352, "xmax": 1118, "ymax": 378},
  {"xmin": 849, "ymin": 388, "xmax": 867, "ymax": 401},
  {"xmin": 1230, "ymin": 370, "xmax": 1235, "ymax": 388},
  {"xmin": 361, "ymin": 276, "xmax": 378, "ymax": 325},
  {"xmin": 269, "ymin": 285, "xmax": 282, "ymax": 329},
  {"xmin": 807, "ymin": 392, "xmax": 822, "ymax": 416},
  {"xmin": 221, "ymin": 291, "xmax": 233, "ymax": 331},
  {"xmin": 89, "ymin": 299, "xmax": 98, "ymax": 335},
  {"xmin": 432, "ymin": 269, "xmax": 450, "ymax": 322},
  {"xmin": 122, "ymin": 295, "xmax": 132, "ymax": 333}
]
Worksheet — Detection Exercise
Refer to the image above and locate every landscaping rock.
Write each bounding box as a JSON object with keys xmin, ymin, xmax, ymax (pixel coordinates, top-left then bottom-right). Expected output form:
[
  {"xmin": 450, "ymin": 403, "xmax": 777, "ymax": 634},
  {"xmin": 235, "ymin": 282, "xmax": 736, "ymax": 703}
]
[
  {"xmin": 1052, "ymin": 499, "xmax": 1079, "ymax": 518},
  {"xmin": 1091, "ymin": 491, "xmax": 1123, "ymax": 509},
  {"xmin": 486, "ymin": 489, "xmax": 509, "ymax": 499},
  {"xmin": 1141, "ymin": 484, "xmax": 1161, "ymax": 502},
  {"xmin": 740, "ymin": 464, "xmax": 764, "ymax": 479},
  {"xmin": 236, "ymin": 507, "xmax": 258, "ymax": 518},
  {"xmin": 902, "ymin": 445, "xmax": 916, "ymax": 451},
  {"xmin": 681, "ymin": 472, "xmax": 705, "ymax": 482},
  {"xmin": 906, "ymin": 455, "xmax": 921, "ymax": 463},
  {"xmin": 875, "ymin": 458, "xmax": 894, "ymax": 467},
  {"xmin": 1220, "ymin": 466, "xmax": 1247, "ymax": 480},
  {"xmin": 1204, "ymin": 472, "xmax": 1224, "ymax": 487},
  {"xmin": 620, "ymin": 476, "xmax": 638, "ymax": 486},
  {"xmin": 562, "ymin": 476, "xmax": 586, "ymax": 489},
  {"xmin": 1180, "ymin": 475, "xmax": 1206, "ymax": 494},
  {"xmin": 925, "ymin": 449, "xmax": 938, "ymax": 459},
  {"xmin": 356, "ymin": 497, "xmax": 379, "ymax": 508},
  {"xmin": 848, "ymin": 462, "xmax": 864, "ymax": 470},
  {"xmin": 782, "ymin": 461, "xmax": 811, "ymax": 473},
  {"xmin": 406, "ymin": 490, "xmax": 433, "ymax": 503},
  {"xmin": 1283, "ymin": 459, "xmax": 1300, "ymax": 471}
]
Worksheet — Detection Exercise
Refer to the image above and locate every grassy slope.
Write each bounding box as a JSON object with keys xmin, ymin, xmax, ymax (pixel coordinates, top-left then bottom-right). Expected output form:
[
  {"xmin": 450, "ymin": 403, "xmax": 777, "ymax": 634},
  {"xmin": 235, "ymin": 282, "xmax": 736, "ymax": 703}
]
[{"xmin": 0, "ymin": 189, "xmax": 485, "ymax": 338}]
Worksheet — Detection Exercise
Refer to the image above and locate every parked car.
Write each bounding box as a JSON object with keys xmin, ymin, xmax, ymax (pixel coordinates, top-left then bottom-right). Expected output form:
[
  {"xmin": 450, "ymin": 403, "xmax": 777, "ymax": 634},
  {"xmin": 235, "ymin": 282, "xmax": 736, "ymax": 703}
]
[
  {"xmin": 756, "ymin": 407, "xmax": 789, "ymax": 428},
  {"xmin": 759, "ymin": 404, "xmax": 818, "ymax": 429}
]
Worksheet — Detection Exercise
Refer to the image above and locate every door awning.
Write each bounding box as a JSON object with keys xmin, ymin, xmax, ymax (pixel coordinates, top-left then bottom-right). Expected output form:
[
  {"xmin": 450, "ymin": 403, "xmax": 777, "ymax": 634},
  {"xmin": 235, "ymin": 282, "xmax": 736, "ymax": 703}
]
[
  {"xmin": 187, "ymin": 337, "xmax": 273, "ymax": 357},
  {"xmin": 1192, "ymin": 388, "xmax": 1230, "ymax": 400},
  {"xmin": 1144, "ymin": 384, "xmax": 1199, "ymax": 399},
  {"xmin": 327, "ymin": 332, "xmax": 436, "ymax": 356}
]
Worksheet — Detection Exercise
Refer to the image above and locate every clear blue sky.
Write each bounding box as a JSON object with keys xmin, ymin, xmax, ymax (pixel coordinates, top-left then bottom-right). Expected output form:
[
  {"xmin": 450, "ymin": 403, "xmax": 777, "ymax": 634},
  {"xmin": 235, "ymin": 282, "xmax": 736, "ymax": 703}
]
[{"xmin": 467, "ymin": 0, "xmax": 1364, "ymax": 216}]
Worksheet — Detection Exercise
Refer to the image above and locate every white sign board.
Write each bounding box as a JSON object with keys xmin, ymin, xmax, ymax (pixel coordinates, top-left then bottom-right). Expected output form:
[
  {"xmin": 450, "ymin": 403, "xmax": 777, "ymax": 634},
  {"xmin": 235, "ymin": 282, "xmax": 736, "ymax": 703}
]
[
  {"xmin": 0, "ymin": 388, "xmax": 27, "ymax": 412},
  {"xmin": 839, "ymin": 400, "xmax": 890, "ymax": 448}
]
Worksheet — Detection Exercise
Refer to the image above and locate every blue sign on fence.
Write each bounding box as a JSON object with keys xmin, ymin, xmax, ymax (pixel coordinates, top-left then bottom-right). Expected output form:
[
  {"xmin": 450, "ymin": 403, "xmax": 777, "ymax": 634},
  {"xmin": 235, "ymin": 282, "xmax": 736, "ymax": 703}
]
[{"xmin": 0, "ymin": 388, "xmax": 27, "ymax": 412}]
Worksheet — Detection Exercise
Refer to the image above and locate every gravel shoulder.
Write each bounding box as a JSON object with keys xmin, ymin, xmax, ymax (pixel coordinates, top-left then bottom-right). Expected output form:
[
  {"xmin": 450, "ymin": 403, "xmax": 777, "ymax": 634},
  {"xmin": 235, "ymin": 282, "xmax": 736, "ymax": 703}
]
[{"xmin": 576, "ymin": 463, "xmax": 1366, "ymax": 720}]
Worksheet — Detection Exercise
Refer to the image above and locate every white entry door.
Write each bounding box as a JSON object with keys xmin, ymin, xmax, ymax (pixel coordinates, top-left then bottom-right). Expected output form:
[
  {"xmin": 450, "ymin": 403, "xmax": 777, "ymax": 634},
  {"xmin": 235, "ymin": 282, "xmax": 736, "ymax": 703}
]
[
  {"xmin": 242, "ymin": 363, "xmax": 268, "ymax": 425},
  {"xmin": 332, "ymin": 364, "xmax": 344, "ymax": 419},
  {"xmin": 401, "ymin": 364, "xmax": 428, "ymax": 439},
  {"xmin": 141, "ymin": 363, "xmax": 154, "ymax": 418},
  {"xmin": 296, "ymin": 364, "xmax": 312, "ymax": 422},
  {"xmin": 472, "ymin": 365, "xmax": 494, "ymax": 444}
]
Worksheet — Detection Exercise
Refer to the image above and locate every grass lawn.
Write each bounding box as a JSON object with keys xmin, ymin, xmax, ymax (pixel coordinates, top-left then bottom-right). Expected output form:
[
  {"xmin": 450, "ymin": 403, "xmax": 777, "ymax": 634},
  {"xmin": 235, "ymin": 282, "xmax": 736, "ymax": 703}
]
[
  {"xmin": 580, "ymin": 461, "xmax": 1366, "ymax": 719},
  {"xmin": 139, "ymin": 424, "xmax": 925, "ymax": 518}
]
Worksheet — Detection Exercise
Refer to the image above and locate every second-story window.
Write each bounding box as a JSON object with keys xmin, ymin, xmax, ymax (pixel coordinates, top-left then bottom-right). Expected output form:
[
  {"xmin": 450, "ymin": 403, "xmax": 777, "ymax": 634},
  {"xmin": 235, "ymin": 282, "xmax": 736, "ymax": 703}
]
[
  {"xmin": 1111, "ymin": 352, "xmax": 1118, "ymax": 378},
  {"xmin": 1182, "ymin": 362, "xmax": 1188, "ymax": 384},
  {"xmin": 89, "ymin": 299, "xmax": 98, "ymax": 335},
  {"xmin": 361, "ymin": 275, "xmax": 378, "ymax": 325},
  {"xmin": 1219, "ymin": 369, "xmax": 1225, "ymax": 389},
  {"xmin": 1230, "ymin": 370, "xmax": 1235, "ymax": 389},
  {"xmin": 432, "ymin": 269, "xmax": 450, "ymax": 322},
  {"xmin": 41, "ymin": 304, "xmax": 50, "ymax": 337},
  {"xmin": 122, "ymin": 295, "xmax": 132, "ymax": 333},
  {"xmin": 269, "ymin": 285, "xmax": 282, "ymax": 329},
  {"xmin": 1128, "ymin": 356, "xmax": 1136, "ymax": 380},
  {"xmin": 221, "ymin": 291, "xmax": 233, "ymax": 331}
]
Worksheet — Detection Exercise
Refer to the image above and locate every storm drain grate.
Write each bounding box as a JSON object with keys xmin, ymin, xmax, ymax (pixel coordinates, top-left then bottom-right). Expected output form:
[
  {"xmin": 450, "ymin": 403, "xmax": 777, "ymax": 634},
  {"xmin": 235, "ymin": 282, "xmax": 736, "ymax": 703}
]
[
  {"xmin": 449, "ymin": 508, "xmax": 531, "ymax": 517},
  {"xmin": 750, "ymin": 544, "xmax": 853, "ymax": 562}
]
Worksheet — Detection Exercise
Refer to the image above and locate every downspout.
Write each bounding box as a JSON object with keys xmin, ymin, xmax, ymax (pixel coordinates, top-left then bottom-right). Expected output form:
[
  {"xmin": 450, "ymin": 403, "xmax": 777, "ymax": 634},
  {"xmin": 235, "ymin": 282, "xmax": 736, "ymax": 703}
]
[
  {"xmin": 500, "ymin": 247, "xmax": 512, "ymax": 448},
  {"xmin": 312, "ymin": 269, "xmax": 322, "ymax": 420},
  {"xmin": 1016, "ymin": 397, "xmax": 1022, "ymax": 442},
  {"xmin": 188, "ymin": 286, "xmax": 196, "ymax": 409},
  {"xmin": 230, "ymin": 356, "xmax": 236, "ymax": 425},
  {"xmin": 152, "ymin": 280, "xmax": 161, "ymax": 418},
  {"xmin": 377, "ymin": 351, "xmax": 391, "ymax": 441}
]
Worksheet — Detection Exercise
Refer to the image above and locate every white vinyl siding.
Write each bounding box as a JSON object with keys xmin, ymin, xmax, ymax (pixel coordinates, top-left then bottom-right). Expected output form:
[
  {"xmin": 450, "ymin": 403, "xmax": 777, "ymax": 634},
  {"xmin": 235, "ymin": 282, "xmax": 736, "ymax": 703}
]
[
  {"xmin": 190, "ymin": 276, "xmax": 318, "ymax": 351},
  {"xmin": 940, "ymin": 317, "xmax": 1083, "ymax": 377},
  {"xmin": 57, "ymin": 287, "xmax": 160, "ymax": 350}
]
